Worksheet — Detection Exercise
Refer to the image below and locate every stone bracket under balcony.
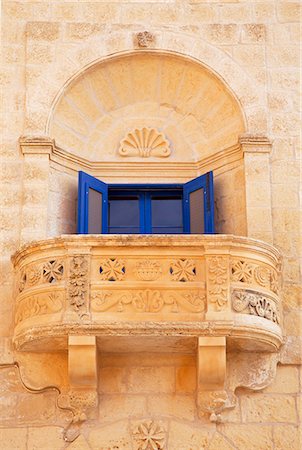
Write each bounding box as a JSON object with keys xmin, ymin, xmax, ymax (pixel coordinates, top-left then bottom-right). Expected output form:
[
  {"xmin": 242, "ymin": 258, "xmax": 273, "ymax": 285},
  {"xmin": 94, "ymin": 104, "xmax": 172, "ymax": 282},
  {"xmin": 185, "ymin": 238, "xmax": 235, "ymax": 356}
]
[{"xmin": 12, "ymin": 234, "xmax": 283, "ymax": 421}]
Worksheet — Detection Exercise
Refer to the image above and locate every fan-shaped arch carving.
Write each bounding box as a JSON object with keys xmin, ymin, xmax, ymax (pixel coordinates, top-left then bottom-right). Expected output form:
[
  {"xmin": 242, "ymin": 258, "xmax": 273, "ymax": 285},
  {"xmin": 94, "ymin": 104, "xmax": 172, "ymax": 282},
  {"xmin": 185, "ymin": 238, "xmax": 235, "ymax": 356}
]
[{"xmin": 48, "ymin": 52, "xmax": 245, "ymax": 164}]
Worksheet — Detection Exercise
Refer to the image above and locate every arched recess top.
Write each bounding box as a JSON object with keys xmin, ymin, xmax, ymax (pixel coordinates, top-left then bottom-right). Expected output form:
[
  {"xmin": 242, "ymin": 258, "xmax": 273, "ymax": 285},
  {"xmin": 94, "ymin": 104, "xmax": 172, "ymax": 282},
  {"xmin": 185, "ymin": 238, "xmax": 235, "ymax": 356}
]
[{"xmin": 48, "ymin": 51, "xmax": 246, "ymax": 164}]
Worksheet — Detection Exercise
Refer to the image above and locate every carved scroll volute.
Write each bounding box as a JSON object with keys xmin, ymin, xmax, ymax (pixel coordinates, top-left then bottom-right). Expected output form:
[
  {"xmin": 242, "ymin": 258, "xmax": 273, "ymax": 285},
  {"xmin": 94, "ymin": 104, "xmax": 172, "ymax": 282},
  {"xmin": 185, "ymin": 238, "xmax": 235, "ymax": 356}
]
[{"xmin": 205, "ymin": 254, "xmax": 232, "ymax": 320}]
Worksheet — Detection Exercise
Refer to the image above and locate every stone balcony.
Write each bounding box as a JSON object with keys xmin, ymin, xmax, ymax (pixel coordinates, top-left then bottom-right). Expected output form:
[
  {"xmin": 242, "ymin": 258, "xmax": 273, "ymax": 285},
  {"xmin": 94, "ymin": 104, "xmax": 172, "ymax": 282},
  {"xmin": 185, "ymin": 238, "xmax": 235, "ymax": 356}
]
[
  {"xmin": 13, "ymin": 234, "xmax": 282, "ymax": 352},
  {"xmin": 12, "ymin": 234, "xmax": 283, "ymax": 422}
]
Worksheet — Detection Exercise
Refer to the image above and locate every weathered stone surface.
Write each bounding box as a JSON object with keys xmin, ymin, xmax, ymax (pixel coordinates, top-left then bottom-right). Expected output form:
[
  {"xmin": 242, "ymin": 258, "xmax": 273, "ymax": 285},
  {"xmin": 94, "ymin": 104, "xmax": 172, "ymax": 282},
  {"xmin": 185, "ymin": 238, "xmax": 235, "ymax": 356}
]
[
  {"xmin": 273, "ymin": 424, "xmax": 301, "ymax": 450},
  {"xmin": 241, "ymin": 394, "xmax": 297, "ymax": 423},
  {"xmin": 168, "ymin": 421, "xmax": 215, "ymax": 449},
  {"xmin": 219, "ymin": 424, "xmax": 273, "ymax": 450},
  {"xmin": 27, "ymin": 426, "xmax": 63, "ymax": 450},
  {"xmin": 0, "ymin": 428, "xmax": 27, "ymax": 450}
]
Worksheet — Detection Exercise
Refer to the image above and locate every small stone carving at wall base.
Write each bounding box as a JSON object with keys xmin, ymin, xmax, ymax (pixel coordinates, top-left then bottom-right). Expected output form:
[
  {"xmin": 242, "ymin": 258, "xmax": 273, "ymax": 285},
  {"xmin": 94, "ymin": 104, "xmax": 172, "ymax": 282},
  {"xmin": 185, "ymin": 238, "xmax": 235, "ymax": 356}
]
[{"xmin": 131, "ymin": 419, "xmax": 167, "ymax": 450}]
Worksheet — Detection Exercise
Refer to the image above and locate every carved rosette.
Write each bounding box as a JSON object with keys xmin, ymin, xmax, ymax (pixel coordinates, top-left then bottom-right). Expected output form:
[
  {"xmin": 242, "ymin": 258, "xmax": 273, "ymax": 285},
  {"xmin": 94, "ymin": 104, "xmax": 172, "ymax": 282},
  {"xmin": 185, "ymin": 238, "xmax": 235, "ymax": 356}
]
[
  {"xmin": 91, "ymin": 289, "xmax": 206, "ymax": 314},
  {"xmin": 131, "ymin": 420, "xmax": 167, "ymax": 450},
  {"xmin": 17, "ymin": 259, "xmax": 64, "ymax": 292},
  {"xmin": 170, "ymin": 259, "xmax": 196, "ymax": 282},
  {"xmin": 68, "ymin": 256, "xmax": 89, "ymax": 318},
  {"xmin": 135, "ymin": 31, "xmax": 155, "ymax": 48},
  {"xmin": 231, "ymin": 259, "xmax": 280, "ymax": 295},
  {"xmin": 99, "ymin": 258, "xmax": 125, "ymax": 281},
  {"xmin": 207, "ymin": 257, "xmax": 229, "ymax": 310},
  {"xmin": 118, "ymin": 127, "xmax": 171, "ymax": 158},
  {"xmin": 232, "ymin": 290, "xmax": 281, "ymax": 324}
]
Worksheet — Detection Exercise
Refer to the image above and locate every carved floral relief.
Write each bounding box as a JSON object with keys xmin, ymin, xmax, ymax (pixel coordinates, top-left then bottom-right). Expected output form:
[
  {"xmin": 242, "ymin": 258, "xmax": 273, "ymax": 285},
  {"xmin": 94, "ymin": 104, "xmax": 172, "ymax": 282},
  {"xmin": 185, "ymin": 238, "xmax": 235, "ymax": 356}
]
[
  {"xmin": 170, "ymin": 259, "xmax": 196, "ymax": 282},
  {"xmin": 17, "ymin": 259, "xmax": 64, "ymax": 292},
  {"xmin": 232, "ymin": 290, "xmax": 280, "ymax": 324},
  {"xmin": 99, "ymin": 258, "xmax": 125, "ymax": 281},
  {"xmin": 207, "ymin": 257, "xmax": 228, "ymax": 310},
  {"xmin": 132, "ymin": 420, "xmax": 167, "ymax": 450},
  {"xmin": 91, "ymin": 289, "xmax": 206, "ymax": 314},
  {"xmin": 68, "ymin": 256, "xmax": 89, "ymax": 316},
  {"xmin": 231, "ymin": 259, "xmax": 279, "ymax": 294}
]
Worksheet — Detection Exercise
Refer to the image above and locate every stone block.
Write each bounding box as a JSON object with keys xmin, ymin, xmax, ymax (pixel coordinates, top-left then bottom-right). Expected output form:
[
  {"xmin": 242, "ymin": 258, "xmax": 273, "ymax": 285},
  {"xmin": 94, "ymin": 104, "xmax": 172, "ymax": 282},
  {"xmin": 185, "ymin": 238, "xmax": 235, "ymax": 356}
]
[
  {"xmin": 27, "ymin": 426, "xmax": 63, "ymax": 450},
  {"xmin": 98, "ymin": 367, "xmax": 128, "ymax": 394},
  {"xmin": 280, "ymin": 336, "xmax": 302, "ymax": 365},
  {"xmin": 127, "ymin": 367, "xmax": 175, "ymax": 393},
  {"xmin": 219, "ymin": 424, "xmax": 273, "ymax": 450},
  {"xmin": 88, "ymin": 421, "xmax": 130, "ymax": 450},
  {"xmin": 241, "ymin": 24, "xmax": 266, "ymax": 43},
  {"xmin": 66, "ymin": 23, "xmax": 102, "ymax": 40},
  {"xmin": 176, "ymin": 366, "xmax": 196, "ymax": 393},
  {"xmin": 205, "ymin": 24, "xmax": 239, "ymax": 44},
  {"xmin": 0, "ymin": 428, "xmax": 27, "ymax": 450},
  {"xmin": 254, "ymin": 2, "xmax": 276, "ymax": 22},
  {"xmin": 26, "ymin": 43, "xmax": 54, "ymax": 64},
  {"xmin": 26, "ymin": 22, "xmax": 60, "ymax": 41},
  {"xmin": 219, "ymin": 4, "xmax": 253, "ymax": 23},
  {"xmin": 277, "ymin": 2, "xmax": 301, "ymax": 23},
  {"xmin": 168, "ymin": 421, "xmax": 215, "ymax": 449},
  {"xmin": 147, "ymin": 394, "xmax": 195, "ymax": 421},
  {"xmin": 264, "ymin": 365, "xmax": 299, "ymax": 393},
  {"xmin": 284, "ymin": 310, "xmax": 302, "ymax": 337},
  {"xmin": 234, "ymin": 45, "xmax": 266, "ymax": 67},
  {"xmin": 274, "ymin": 424, "xmax": 301, "ymax": 450},
  {"xmin": 99, "ymin": 395, "xmax": 147, "ymax": 421},
  {"xmin": 241, "ymin": 393, "xmax": 297, "ymax": 423},
  {"xmin": 208, "ymin": 432, "xmax": 234, "ymax": 450},
  {"xmin": 17, "ymin": 392, "xmax": 57, "ymax": 424}
]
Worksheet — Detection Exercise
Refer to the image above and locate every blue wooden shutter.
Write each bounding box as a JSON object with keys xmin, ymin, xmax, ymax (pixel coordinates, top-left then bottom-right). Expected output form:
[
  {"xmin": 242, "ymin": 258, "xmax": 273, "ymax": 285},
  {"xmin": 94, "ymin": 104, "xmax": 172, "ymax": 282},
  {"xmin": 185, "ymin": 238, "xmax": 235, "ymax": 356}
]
[
  {"xmin": 77, "ymin": 171, "xmax": 108, "ymax": 234},
  {"xmin": 183, "ymin": 171, "xmax": 215, "ymax": 234}
]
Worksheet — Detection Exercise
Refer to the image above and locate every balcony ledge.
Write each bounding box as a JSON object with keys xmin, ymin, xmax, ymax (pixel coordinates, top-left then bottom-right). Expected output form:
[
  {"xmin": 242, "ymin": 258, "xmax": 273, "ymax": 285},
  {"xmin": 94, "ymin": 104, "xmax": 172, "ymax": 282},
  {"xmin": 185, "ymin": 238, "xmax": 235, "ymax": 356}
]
[
  {"xmin": 12, "ymin": 234, "xmax": 282, "ymax": 352},
  {"xmin": 12, "ymin": 234, "xmax": 283, "ymax": 422}
]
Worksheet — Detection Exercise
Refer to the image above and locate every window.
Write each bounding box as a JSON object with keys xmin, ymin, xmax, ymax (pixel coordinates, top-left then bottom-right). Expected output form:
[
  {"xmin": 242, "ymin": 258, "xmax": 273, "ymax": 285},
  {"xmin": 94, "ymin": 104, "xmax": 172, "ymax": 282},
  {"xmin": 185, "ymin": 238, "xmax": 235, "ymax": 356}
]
[{"xmin": 77, "ymin": 171, "xmax": 214, "ymax": 234}]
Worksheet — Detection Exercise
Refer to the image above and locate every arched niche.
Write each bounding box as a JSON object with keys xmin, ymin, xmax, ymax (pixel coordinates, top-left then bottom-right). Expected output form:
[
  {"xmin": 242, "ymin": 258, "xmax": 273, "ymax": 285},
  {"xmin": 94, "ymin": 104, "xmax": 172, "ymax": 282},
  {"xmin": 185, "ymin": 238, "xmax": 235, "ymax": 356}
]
[
  {"xmin": 48, "ymin": 52, "xmax": 245, "ymax": 164},
  {"xmin": 25, "ymin": 52, "xmax": 249, "ymax": 238}
]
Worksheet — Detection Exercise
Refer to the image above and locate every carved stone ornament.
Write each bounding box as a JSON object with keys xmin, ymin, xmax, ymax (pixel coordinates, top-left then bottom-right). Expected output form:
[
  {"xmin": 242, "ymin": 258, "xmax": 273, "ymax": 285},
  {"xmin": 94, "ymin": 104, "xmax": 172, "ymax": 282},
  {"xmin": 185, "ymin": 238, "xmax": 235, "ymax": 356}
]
[
  {"xmin": 232, "ymin": 289, "xmax": 281, "ymax": 324},
  {"xmin": 68, "ymin": 256, "xmax": 89, "ymax": 317},
  {"xmin": 207, "ymin": 257, "xmax": 228, "ymax": 310},
  {"xmin": 99, "ymin": 258, "xmax": 125, "ymax": 281},
  {"xmin": 132, "ymin": 420, "xmax": 167, "ymax": 450},
  {"xmin": 135, "ymin": 31, "xmax": 155, "ymax": 48},
  {"xmin": 118, "ymin": 127, "xmax": 171, "ymax": 158},
  {"xmin": 231, "ymin": 259, "xmax": 279, "ymax": 294},
  {"xmin": 91, "ymin": 289, "xmax": 206, "ymax": 314},
  {"xmin": 170, "ymin": 259, "xmax": 196, "ymax": 282},
  {"xmin": 15, "ymin": 292, "xmax": 63, "ymax": 324},
  {"xmin": 43, "ymin": 260, "xmax": 64, "ymax": 283},
  {"xmin": 136, "ymin": 260, "xmax": 162, "ymax": 281}
]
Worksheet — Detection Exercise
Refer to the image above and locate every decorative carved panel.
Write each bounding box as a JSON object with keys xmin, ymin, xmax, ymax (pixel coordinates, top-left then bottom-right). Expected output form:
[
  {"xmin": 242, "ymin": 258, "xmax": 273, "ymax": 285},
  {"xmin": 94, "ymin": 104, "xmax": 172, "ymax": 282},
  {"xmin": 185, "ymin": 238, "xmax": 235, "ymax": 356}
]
[
  {"xmin": 118, "ymin": 127, "xmax": 171, "ymax": 158},
  {"xmin": 12, "ymin": 235, "xmax": 282, "ymax": 354}
]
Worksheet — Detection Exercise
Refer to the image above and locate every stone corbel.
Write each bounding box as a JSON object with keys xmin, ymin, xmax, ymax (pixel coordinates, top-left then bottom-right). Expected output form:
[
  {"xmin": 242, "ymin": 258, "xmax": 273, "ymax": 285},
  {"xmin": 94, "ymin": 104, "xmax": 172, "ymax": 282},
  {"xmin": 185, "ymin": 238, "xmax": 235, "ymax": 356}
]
[
  {"xmin": 65, "ymin": 336, "xmax": 98, "ymax": 424},
  {"xmin": 197, "ymin": 336, "xmax": 228, "ymax": 422}
]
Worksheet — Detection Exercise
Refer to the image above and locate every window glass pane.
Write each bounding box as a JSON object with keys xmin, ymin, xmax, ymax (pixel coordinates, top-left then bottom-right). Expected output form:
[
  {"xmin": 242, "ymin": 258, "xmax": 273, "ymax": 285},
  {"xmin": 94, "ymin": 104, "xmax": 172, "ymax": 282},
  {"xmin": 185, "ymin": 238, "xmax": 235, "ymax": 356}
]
[
  {"xmin": 88, "ymin": 188, "xmax": 102, "ymax": 233},
  {"xmin": 189, "ymin": 188, "xmax": 204, "ymax": 233},
  {"xmin": 151, "ymin": 196, "xmax": 183, "ymax": 231},
  {"xmin": 109, "ymin": 196, "xmax": 140, "ymax": 229}
]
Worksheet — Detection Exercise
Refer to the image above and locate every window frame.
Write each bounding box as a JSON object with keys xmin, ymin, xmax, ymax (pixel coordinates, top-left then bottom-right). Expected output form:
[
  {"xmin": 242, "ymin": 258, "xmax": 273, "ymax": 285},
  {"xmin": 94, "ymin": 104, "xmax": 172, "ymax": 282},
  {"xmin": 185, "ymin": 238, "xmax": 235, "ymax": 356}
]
[{"xmin": 77, "ymin": 171, "xmax": 215, "ymax": 234}]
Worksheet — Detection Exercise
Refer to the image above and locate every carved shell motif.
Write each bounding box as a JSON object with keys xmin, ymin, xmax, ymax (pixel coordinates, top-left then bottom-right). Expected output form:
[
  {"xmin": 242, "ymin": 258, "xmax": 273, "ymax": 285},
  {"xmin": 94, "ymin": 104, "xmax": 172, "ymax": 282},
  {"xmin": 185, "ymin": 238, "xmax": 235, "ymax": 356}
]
[{"xmin": 118, "ymin": 127, "xmax": 171, "ymax": 158}]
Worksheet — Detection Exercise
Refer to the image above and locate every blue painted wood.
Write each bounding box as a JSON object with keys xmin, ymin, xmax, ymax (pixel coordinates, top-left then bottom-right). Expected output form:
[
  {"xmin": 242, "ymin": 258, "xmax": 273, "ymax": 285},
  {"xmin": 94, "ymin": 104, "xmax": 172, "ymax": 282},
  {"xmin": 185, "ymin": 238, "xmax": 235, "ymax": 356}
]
[
  {"xmin": 183, "ymin": 171, "xmax": 215, "ymax": 234},
  {"xmin": 78, "ymin": 172, "xmax": 214, "ymax": 234},
  {"xmin": 77, "ymin": 171, "xmax": 108, "ymax": 234}
]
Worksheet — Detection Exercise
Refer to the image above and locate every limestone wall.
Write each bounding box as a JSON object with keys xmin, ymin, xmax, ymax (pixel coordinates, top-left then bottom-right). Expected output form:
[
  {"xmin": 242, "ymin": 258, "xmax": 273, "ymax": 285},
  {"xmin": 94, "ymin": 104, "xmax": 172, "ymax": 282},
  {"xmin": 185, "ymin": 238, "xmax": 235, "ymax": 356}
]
[{"xmin": 0, "ymin": 0, "xmax": 301, "ymax": 449}]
